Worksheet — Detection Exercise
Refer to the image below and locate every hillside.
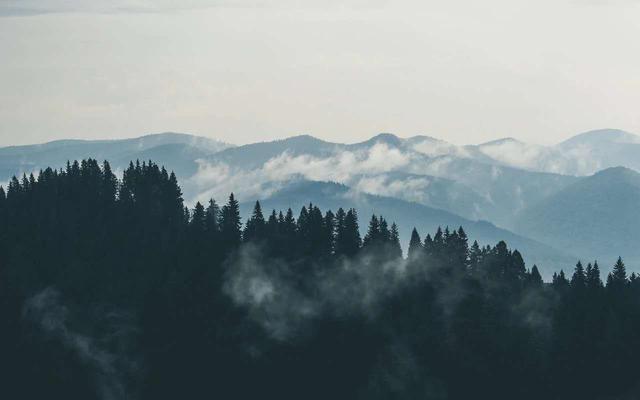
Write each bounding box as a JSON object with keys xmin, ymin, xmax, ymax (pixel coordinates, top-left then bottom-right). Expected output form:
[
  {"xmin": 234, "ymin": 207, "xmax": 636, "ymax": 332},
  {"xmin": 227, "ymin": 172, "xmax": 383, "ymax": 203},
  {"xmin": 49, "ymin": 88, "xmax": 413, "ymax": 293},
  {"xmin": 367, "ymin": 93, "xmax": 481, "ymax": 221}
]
[
  {"xmin": 514, "ymin": 167, "xmax": 640, "ymax": 266},
  {"xmin": 243, "ymin": 180, "xmax": 577, "ymax": 278}
]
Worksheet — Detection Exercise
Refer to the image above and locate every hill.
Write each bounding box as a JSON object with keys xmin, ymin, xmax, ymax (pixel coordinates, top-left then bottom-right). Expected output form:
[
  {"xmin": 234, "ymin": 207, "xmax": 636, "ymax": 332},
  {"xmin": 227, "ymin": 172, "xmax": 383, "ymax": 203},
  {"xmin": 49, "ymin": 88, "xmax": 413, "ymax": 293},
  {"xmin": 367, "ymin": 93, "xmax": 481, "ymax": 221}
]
[
  {"xmin": 514, "ymin": 167, "xmax": 640, "ymax": 266},
  {"xmin": 242, "ymin": 180, "xmax": 577, "ymax": 278}
]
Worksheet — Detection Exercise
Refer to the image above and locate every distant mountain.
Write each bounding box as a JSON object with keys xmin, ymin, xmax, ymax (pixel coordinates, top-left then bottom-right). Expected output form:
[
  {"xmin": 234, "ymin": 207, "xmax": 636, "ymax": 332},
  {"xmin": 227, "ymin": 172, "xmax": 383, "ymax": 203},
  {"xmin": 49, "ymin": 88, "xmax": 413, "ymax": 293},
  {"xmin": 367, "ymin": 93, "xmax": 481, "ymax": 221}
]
[
  {"xmin": 514, "ymin": 167, "xmax": 640, "ymax": 267},
  {"xmin": 198, "ymin": 132, "xmax": 577, "ymax": 227},
  {"xmin": 0, "ymin": 132, "xmax": 232, "ymax": 183},
  {"xmin": 558, "ymin": 128, "xmax": 640, "ymax": 148},
  {"xmin": 468, "ymin": 129, "xmax": 640, "ymax": 176},
  {"xmin": 241, "ymin": 180, "xmax": 577, "ymax": 278},
  {"xmin": 346, "ymin": 171, "xmax": 494, "ymax": 221},
  {"xmin": 204, "ymin": 135, "xmax": 342, "ymax": 170},
  {"xmin": 5, "ymin": 129, "xmax": 640, "ymax": 273}
]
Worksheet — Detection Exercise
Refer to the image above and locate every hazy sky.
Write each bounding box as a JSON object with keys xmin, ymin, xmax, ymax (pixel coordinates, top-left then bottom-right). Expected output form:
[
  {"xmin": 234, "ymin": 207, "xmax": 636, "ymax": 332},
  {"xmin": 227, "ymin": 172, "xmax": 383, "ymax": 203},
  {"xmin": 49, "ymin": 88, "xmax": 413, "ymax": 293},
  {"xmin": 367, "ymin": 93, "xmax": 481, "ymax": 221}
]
[{"xmin": 1, "ymin": 0, "xmax": 639, "ymax": 147}]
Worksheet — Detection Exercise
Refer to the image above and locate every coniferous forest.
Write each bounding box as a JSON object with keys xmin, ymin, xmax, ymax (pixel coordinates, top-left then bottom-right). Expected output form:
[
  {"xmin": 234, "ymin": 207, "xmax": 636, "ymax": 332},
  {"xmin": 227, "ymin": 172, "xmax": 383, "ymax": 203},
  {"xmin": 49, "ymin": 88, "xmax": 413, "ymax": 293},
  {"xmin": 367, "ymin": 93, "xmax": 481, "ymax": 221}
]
[{"xmin": 2, "ymin": 159, "xmax": 640, "ymax": 400}]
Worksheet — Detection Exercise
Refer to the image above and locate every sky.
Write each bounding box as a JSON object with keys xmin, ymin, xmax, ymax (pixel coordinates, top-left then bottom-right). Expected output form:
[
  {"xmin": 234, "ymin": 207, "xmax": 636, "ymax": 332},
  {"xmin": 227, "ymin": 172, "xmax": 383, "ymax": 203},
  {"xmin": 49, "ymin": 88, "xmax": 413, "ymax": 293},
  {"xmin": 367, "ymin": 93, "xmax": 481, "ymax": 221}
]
[{"xmin": 1, "ymin": 0, "xmax": 639, "ymax": 147}]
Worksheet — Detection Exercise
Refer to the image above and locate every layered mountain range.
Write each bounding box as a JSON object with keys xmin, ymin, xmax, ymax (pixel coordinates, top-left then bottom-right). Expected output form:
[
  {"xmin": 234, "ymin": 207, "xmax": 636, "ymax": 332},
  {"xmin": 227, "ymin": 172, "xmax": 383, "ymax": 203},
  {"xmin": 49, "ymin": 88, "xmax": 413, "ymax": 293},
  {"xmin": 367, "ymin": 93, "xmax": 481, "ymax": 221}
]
[{"xmin": 2, "ymin": 128, "xmax": 638, "ymax": 278}]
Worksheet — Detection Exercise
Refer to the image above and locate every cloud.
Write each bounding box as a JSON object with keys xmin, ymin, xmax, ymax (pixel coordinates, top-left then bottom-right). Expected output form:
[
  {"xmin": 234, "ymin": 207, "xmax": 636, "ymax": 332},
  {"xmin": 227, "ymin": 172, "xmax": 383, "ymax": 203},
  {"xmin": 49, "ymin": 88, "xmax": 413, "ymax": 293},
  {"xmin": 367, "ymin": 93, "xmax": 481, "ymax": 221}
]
[
  {"xmin": 187, "ymin": 143, "xmax": 413, "ymax": 204},
  {"xmin": 476, "ymin": 139, "xmax": 601, "ymax": 175},
  {"xmin": 353, "ymin": 175, "xmax": 434, "ymax": 204},
  {"xmin": 22, "ymin": 288, "xmax": 139, "ymax": 400},
  {"xmin": 224, "ymin": 243, "xmax": 407, "ymax": 340}
]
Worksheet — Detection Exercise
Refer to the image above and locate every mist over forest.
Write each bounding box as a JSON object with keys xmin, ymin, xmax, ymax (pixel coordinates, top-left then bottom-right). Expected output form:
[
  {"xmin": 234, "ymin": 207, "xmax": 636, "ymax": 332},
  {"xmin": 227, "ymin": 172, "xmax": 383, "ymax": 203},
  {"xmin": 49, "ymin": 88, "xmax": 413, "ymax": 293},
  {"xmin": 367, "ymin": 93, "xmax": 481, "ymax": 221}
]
[
  {"xmin": 1, "ymin": 158, "xmax": 640, "ymax": 399},
  {"xmin": 4, "ymin": 0, "xmax": 640, "ymax": 396}
]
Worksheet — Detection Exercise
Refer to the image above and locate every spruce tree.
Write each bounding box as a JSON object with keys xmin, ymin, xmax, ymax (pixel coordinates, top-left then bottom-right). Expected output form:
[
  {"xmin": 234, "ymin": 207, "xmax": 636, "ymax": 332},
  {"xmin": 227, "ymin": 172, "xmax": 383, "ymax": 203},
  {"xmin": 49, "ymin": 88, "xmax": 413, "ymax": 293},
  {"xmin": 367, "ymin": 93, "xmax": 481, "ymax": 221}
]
[
  {"xmin": 205, "ymin": 199, "xmax": 220, "ymax": 231},
  {"xmin": 469, "ymin": 240, "xmax": 482, "ymax": 274},
  {"xmin": 389, "ymin": 223, "xmax": 402, "ymax": 260},
  {"xmin": 363, "ymin": 215, "xmax": 380, "ymax": 248},
  {"xmin": 190, "ymin": 202, "xmax": 207, "ymax": 236},
  {"xmin": 379, "ymin": 218, "xmax": 391, "ymax": 243},
  {"xmin": 571, "ymin": 261, "xmax": 586, "ymax": 290},
  {"xmin": 407, "ymin": 228, "xmax": 422, "ymax": 260},
  {"xmin": 243, "ymin": 201, "xmax": 266, "ymax": 243},
  {"xmin": 339, "ymin": 208, "xmax": 361, "ymax": 257},
  {"xmin": 528, "ymin": 265, "xmax": 543, "ymax": 287},
  {"xmin": 586, "ymin": 261, "xmax": 603, "ymax": 290},
  {"xmin": 323, "ymin": 210, "xmax": 336, "ymax": 256},
  {"xmin": 611, "ymin": 257, "xmax": 627, "ymax": 284},
  {"xmin": 220, "ymin": 193, "xmax": 242, "ymax": 249},
  {"xmin": 423, "ymin": 234, "xmax": 434, "ymax": 257}
]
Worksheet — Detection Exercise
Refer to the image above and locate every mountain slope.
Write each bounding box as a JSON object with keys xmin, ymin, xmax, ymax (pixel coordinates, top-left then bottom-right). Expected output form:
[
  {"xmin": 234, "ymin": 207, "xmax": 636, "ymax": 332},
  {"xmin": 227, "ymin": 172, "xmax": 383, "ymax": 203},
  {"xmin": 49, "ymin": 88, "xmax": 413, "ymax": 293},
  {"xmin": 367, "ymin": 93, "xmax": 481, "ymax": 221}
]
[
  {"xmin": 514, "ymin": 167, "xmax": 640, "ymax": 266},
  {"xmin": 0, "ymin": 132, "xmax": 231, "ymax": 183},
  {"xmin": 199, "ymin": 133, "xmax": 577, "ymax": 226}
]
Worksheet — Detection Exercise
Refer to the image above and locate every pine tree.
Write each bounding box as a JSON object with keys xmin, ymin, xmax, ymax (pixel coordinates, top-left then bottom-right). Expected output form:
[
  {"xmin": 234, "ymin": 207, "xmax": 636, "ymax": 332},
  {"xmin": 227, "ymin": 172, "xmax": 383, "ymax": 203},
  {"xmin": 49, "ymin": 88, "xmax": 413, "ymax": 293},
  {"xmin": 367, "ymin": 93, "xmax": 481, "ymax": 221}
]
[
  {"xmin": 528, "ymin": 265, "xmax": 543, "ymax": 287},
  {"xmin": 190, "ymin": 202, "xmax": 207, "ymax": 236},
  {"xmin": 334, "ymin": 208, "xmax": 347, "ymax": 255},
  {"xmin": 586, "ymin": 261, "xmax": 603, "ymax": 290},
  {"xmin": 571, "ymin": 261, "xmax": 586, "ymax": 290},
  {"xmin": 606, "ymin": 257, "xmax": 628, "ymax": 294},
  {"xmin": 281, "ymin": 208, "xmax": 297, "ymax": 248},
  {"xmin": 220, "ymin": 193, "xmax": 242, "ymax": 249},
  {"xmin": 100, "ymin": 161, "xmax": 118, "ymax": 206},
  {"xmin": 423, "ymin": 234, "xmax": 434, "ymax": 257},
  {"xmin": 323, "ymin": 210, "xmax": 336, "ymax": 256},
  {"xmin": 407, "ymin": 228, "xmax": 422, "ymax": 260},
  {"xmin": 337, "ymin": 208, "xmax": 361, "ymax": 257},
  {"xmin": 456, "ymin": 227, "xmax": 469, "ymax": 268},
  {"xmin": 469, "ymin": 240, "xmax": 482, "ymax": 274},
  {"xmin": 507, "ymin": 249, "xmax": 526, "ymax": 285},
  {"xmin": 205, "ymin": 199, "xmax": 220, "ymax": 233},
  {"xmin": 389, "ymin": 223, "xmax": 402, "ymax": 260},
  {"xmin": 379, "ymin": 218, "xmax": 391, "ymax": 243},
  {"xmin": 363, "ymin": 215, "xmax": 381, "ymax": 248},
  {"xmin": 552, "ymin": 269, "xmax": 570, "ymax": 291},
  {"xmin": 433, "ymin": 227, "xmax": 444, "ymax": 253},
  {"xmin": 243, "ymin": 201, "xmax": 266, "ymax": 243},
  {"xmin": 611, "ymin": 257, "xmax": 627, "ymax": 284}
]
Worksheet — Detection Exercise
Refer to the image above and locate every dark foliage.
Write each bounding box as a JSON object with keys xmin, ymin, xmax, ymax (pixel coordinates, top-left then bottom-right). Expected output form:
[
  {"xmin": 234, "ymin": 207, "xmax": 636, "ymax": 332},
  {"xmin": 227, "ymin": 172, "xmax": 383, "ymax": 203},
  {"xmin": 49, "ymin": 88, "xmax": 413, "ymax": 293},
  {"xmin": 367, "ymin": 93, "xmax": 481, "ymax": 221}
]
[{"xmin": 0, "ymin": 159, "xmax": 639, "ymax": 400}]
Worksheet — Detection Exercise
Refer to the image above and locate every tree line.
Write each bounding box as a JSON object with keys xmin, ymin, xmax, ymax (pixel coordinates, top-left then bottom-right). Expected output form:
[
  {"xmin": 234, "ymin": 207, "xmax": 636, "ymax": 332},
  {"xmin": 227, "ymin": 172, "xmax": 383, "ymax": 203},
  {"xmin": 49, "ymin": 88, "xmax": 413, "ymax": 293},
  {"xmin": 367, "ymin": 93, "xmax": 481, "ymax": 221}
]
[{"xmin": 0, "ymin": 159, "xmax": 639, "ymax": 399}]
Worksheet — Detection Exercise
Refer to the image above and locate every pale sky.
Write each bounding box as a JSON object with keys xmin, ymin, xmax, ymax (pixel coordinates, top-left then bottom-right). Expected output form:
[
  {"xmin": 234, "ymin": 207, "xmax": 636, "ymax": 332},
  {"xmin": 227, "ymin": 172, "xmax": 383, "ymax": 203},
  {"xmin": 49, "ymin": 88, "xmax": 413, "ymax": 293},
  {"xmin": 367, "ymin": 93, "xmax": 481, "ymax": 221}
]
[{"xmin": 1, "ymin": 0, "xmax": 639, "ymax": 147}]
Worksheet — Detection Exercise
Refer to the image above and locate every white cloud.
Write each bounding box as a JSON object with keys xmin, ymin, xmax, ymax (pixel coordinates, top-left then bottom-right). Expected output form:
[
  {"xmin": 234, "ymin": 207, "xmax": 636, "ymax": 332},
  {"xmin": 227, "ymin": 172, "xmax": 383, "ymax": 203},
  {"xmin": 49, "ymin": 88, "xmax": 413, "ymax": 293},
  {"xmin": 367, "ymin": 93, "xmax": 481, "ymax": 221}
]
[{"xmin": 187, "ymin": 143, "xmax": 413, "ymax": 203}]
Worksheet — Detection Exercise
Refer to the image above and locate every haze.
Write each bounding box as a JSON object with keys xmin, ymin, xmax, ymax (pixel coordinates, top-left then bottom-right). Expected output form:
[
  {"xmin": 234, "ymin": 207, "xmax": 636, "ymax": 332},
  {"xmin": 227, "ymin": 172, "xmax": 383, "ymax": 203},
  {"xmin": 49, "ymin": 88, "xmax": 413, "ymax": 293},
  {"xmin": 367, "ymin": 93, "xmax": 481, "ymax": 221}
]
[{"xmin": 1, "ymin": 0, "xmax": 639, "ymax": 147}]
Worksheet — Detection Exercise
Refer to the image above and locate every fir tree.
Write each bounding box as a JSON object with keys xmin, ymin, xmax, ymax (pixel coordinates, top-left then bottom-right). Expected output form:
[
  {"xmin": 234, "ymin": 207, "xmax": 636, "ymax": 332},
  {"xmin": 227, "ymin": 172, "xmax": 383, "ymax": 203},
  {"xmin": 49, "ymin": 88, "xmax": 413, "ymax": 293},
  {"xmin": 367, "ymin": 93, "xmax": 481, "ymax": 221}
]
[
  {"xmin": 363, "ymin": 215, "xmax": 381, "ymax": 248},
  {"xmin": 586, "ymin": 261, "xmax": 603, "ymax": 290},
  {"xmin": 528, "ymin": 265, "xmax": 543, "ymax": 287},
  {"xmin": 337, "ymin": 208, "xmax": 361, "ymax": 257},
  {"xmin": 407, "ymin": 228, "xmax": 422, "ymax": 260},
  {"xmin": 389, "ymin": 223, "xmax": 402, "ymax": 260},
  {"xmin": 243, "ymin": 201, "xmax": 266, "ymax": 243},
  {"xmin": 220, "ymin": 193, "xmax": 242, "ymax": 248},
  {"xmin": 571, "ymin": 261, "xmax": 586, "ymax": 290}
]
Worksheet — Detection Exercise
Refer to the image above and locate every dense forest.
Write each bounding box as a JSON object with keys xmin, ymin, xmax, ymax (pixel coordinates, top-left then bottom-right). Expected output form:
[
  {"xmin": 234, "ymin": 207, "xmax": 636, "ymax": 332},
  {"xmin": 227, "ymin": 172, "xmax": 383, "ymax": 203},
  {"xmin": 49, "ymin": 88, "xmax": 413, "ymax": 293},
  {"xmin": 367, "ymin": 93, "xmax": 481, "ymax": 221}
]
[{"xmin": 1, "ymin": 159, "xmax": 640, "ymax": 400}]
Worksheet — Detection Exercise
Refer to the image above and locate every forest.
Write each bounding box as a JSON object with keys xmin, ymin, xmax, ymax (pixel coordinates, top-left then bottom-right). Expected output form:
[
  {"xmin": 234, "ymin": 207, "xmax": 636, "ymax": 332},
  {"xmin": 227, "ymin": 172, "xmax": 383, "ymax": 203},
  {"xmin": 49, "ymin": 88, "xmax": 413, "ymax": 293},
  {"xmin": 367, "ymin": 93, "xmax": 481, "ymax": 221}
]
[{"xmin": 1, "ymin": 159, "xmax": 639, "ymax": 400}]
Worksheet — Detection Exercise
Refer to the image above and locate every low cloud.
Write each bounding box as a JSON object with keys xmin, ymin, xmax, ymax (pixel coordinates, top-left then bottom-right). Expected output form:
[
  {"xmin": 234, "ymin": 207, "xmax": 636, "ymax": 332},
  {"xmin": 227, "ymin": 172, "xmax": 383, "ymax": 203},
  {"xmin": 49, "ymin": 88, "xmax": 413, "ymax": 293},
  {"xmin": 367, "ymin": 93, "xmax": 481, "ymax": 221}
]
[
  {"xmin": 187, "ymin": 143, "xmax": 413, "ymax": 204},
  {"xmin": 224, "ymin": 244, "xmax": 407, "ymax": 340},
  {"xmin": 22, "ymin": 288, "xmax": 139, "ymax": 400}
]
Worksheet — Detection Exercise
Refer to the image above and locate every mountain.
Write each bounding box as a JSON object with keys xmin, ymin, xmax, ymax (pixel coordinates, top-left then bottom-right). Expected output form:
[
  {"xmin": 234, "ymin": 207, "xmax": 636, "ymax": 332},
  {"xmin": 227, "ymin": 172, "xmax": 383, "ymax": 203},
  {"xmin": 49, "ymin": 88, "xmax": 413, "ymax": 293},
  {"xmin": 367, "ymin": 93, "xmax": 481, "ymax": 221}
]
[
  {"xmin": 514, "ymin": 167, "xmax": 640, "ymax": 267},
  {"xmin": 197, "ymin": 132, "xmax": 577, "ymax": 226},
  {"xmin": 203, "ymin": 135, "xmax": 342, "ymax": 170},
  {"xmin": 558, "ymin": 128, "xmax": 640, "ymax": 148},
  {"xmin": 346, "ymin": 171, "xmax": 494, "ymax": 221},
  {"xmin": 242, "ymin": 180, "xmax": 577, "ymax": 278},
  {"xmin": 0, "ymin": 132, "xmax": 232, "ymax": 183},
  {"xmin": 468, "ymin": 129, "xmax": 640, "ymax": 176},
  {"xmin": 4, "ymin": 129, "xmax": 640, "ymax": 273}
]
